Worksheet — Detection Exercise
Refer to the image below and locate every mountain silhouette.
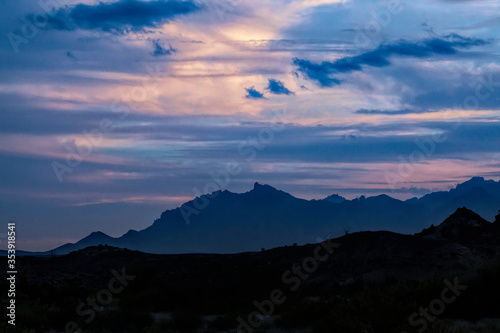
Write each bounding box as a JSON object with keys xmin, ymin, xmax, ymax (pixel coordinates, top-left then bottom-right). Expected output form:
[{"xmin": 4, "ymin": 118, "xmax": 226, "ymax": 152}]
[
  {"xmin": 44, "ymin": 177, "xmax": 500, "ymax": 254},
  {"xmin": 417, "ymin": 207, "xmax": 494, "ymax": 242},
  {"xmin": 18, "ymin": 207, "xmax": 500, "ymax": 286},
  {"xmin": 11, "ymin": 206, "xmax": 500, "ymax": 333},
  {"xmin": 320, "ymin": 193, "xmax": 346, "ymax": 204}
]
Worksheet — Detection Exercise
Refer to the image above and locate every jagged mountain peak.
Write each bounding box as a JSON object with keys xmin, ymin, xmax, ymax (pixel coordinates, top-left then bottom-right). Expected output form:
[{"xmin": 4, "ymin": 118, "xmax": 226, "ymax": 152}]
[
  {"xmin": 418, "ymin": 207, "xmax": 492, "ymax": 241},
  {"xmin": 323, "ymin": 194, "xmax": 346, "ymax": 204},
  {"xmin": 247, "ymin": 182, "xmax": 293, "ymax": 198},
  {"xmin": 454, "ymin": 177, "xmax": 499, "ymax": 194},
  {"xmin": 43, "ymin": 178, "xmax": 500, "ymax": 255},
  {"xmin": 252, "ymin": 182, "xmax": 277, "ymax": 191},
  {"xmin": 441, "ymin": 207, "xmax": 488, "ymax": 227},
  {"xmin": 464, "ymin": 176, "xmax": 486, "ymax": 183}
]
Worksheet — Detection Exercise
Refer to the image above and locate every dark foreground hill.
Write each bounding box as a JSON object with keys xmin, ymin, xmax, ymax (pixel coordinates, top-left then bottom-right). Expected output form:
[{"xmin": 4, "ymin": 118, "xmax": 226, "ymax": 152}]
[
  {"xmin": 3, "ymin": 208, "xmax": 500, "ymax": 332},
  {"xmin": 42, "ymin": 177, "xmax": 500, "ymax": 255}
]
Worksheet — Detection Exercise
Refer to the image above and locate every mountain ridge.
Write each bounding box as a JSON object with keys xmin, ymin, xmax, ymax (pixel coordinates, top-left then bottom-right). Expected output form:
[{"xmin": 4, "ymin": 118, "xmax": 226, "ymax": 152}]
[
  {"xmin": 18, "ymin": 177, "xmax": 500, "ymax": 255},
  {"xmin": 11, "ymin": 206, "xmax": 500, "ymax": 333},
  {"xmin": 16, "ymin": 206, "xmax": 500, "ymax": 283}
]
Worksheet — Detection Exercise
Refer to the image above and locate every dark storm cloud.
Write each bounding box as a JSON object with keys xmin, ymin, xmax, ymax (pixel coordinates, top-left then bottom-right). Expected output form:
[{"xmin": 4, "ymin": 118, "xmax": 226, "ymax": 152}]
[
  {"xmin": 293, "ymin": 34, "xmax": 488, "ymax": 87},
  {"xmin": 266, "ymin": 79, "xmax": 294, "ymax": 95},
  {"xmin": 43, "ymin": 0, "xmax": 200, "ymax": 34},
  {"xmin": 245, "ymin": 86, "xmax": 265, "ymax": 99},
  {"xmin": 150, "ymin": 39, "xmax": 176, "ymax": 57}
]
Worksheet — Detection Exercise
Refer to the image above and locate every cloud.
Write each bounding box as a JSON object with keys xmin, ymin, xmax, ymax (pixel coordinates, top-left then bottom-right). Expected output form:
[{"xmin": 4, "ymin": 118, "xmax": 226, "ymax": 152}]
[
  {"xmin": 151, "ymin": 39, "xmax": 176, "ymax": 57},
  {"xmin": 245, "ymin": 86, "xmax": 265, "ymax": 99},
  {"xmin": 354, "ymin": 109, "xmax": 429, "ymax": 115},
  {"xmin": 404, "ymin": 72, "xmax": 500, "ymax": 110},
  {"xmin": 292, "ymin": 60, "xmax": 342, "ymax": 87},
  {"xmin": 266, "ymin": 79, "xmax": 294, "ymax": 95},
  {"xmin": 294, "ymin": 34, "xmax": 488, "ymax": 87},
  {"xmin": 44, "ymin": 0, "xmax": 200, "ymax": 34}
]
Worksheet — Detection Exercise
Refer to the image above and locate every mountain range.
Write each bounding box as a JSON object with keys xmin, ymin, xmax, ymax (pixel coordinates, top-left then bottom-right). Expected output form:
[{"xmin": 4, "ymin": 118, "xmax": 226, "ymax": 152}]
[
  {"xmin": 28, "ymin": 177, "xmax": 500, "ymax": 255},
  {"xmin": 8, "ymin": 207, "xmax": 500, "ymax": 332}
]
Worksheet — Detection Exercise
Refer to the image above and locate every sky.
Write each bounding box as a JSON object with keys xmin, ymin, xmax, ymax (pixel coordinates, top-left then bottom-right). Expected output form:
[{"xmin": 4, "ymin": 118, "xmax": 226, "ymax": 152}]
[{"xmin": 1, "ymin": 0, "xmax": 500, "ymax": 251}]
